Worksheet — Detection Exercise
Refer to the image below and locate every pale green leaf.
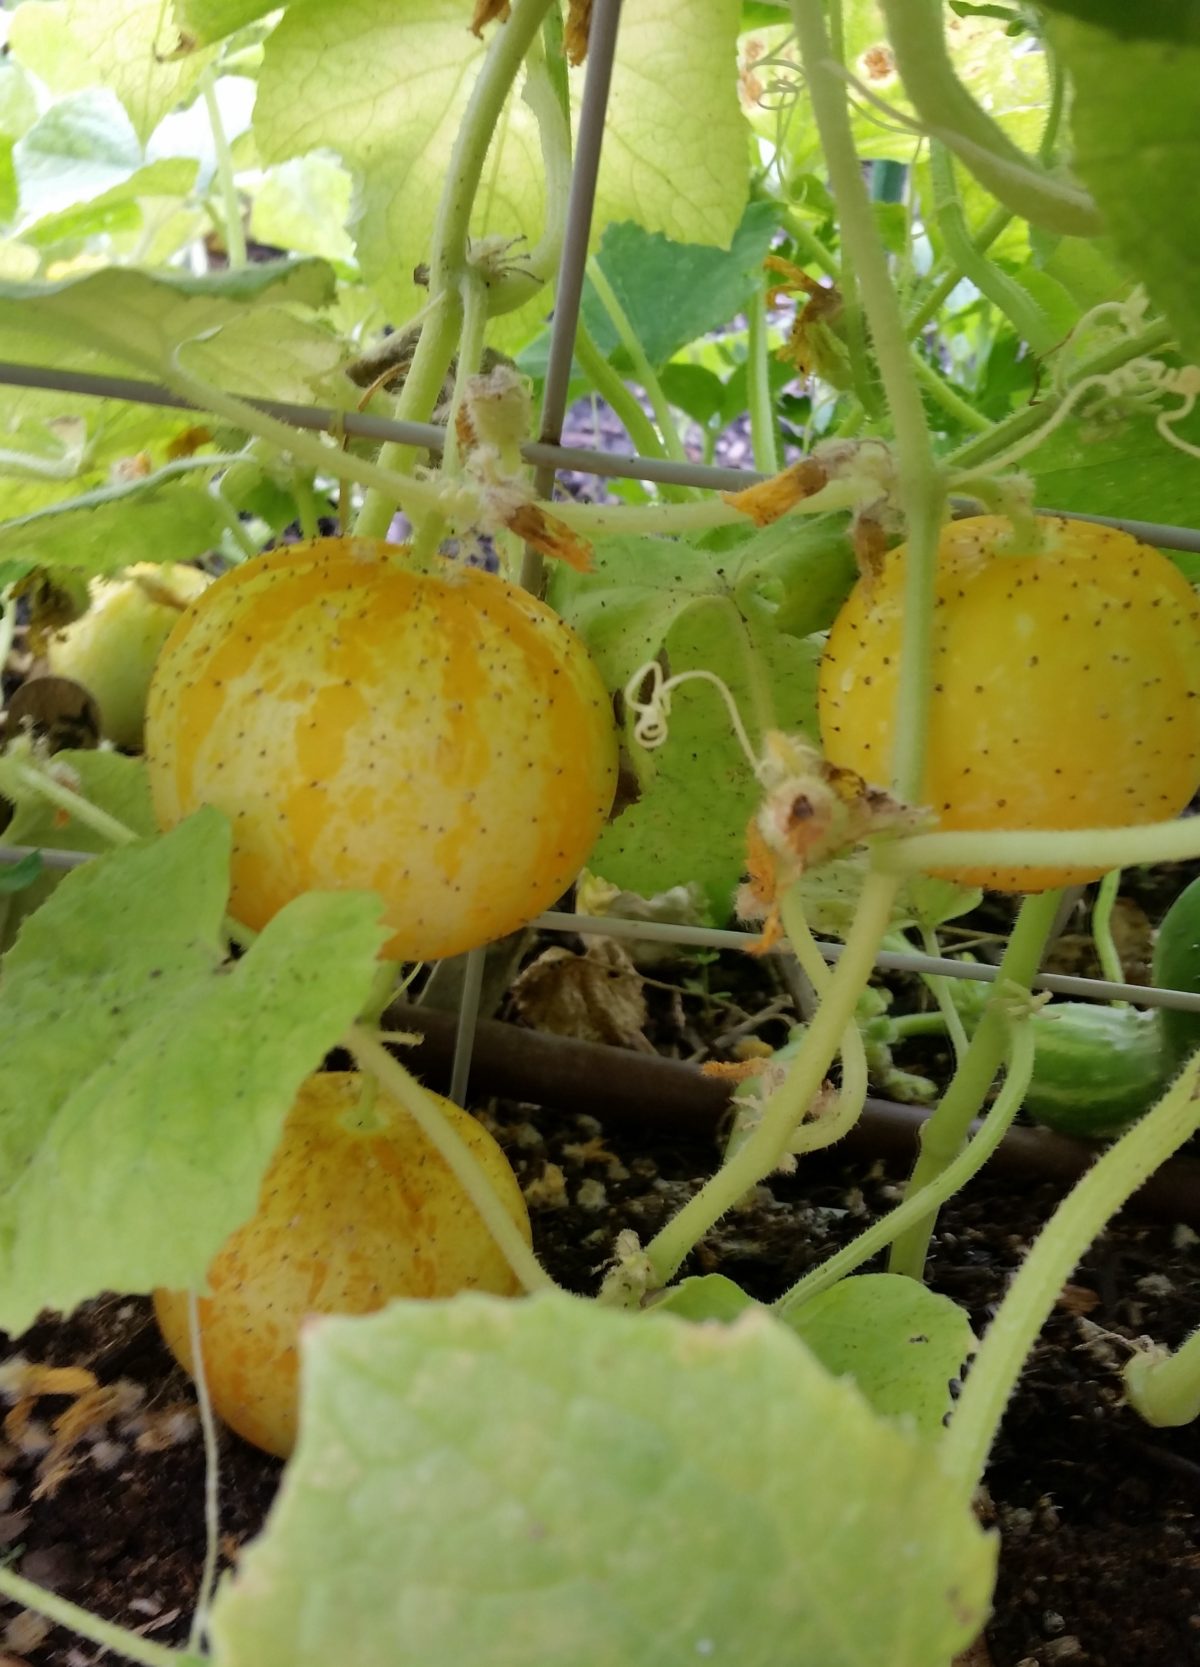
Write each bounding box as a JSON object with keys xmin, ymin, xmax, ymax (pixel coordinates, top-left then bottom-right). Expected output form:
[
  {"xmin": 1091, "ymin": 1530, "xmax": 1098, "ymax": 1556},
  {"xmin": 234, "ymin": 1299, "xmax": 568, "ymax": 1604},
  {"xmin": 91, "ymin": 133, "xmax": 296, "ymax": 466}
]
[
  {"xmin": 249, "ymin": 153, "xmax": 357, "ymax": 267},
  {"xmin": 24, "ymin": 156, "xmax": 199, "ymax": 246},
  {"xmin": 172, "ymin": 0, "xmax": 281, "ymax": 46},
  {"xmin": 0, "ymin": 750, "xmax": 154, "ymax": 955},
  {"xmin": 0, "ymin": 262, "xmax": 347, "ymax": 406},
  {"xmin": 255, "ymin": 0, "xmax": 748, "ymax": 331},
  {"xmin": 7, "ymin": 2, "xmax": 97, "ymax": 98},
  {"xmin": 590, "ymin": 0, "xmax": 748, "ymax": 249},
  {"xmin": 14, "ymin": 88, "xmax": 143, "ymax": 223},
  {"xmin": 1045, "ymin": 14, "xmax": 1200, "ymax": 359},
  {"xmin": 0, "ymin": 810, "xmax": 388, "ymax": 1333},
  {"xmin": 61, "ymin": 0, "xmax": 216, "ymax": 143},
  {"xmin": 209, "ymin": 1292, "xmax": 994, "ymax": 1667},
  {"xmin": 0, "ymin": 60, "xmax": 39, "ymax": 145},
  {"xmin": 0, "ymin": 474, "xmax": 229, "ymax": 575},
  {"xmin": 781, "ymin": 1274, "xmax": 976, "ymax": 1440},
  {"xmin": 653, "ymin": 1273, "xmax": 760, "ymax": 1324}
]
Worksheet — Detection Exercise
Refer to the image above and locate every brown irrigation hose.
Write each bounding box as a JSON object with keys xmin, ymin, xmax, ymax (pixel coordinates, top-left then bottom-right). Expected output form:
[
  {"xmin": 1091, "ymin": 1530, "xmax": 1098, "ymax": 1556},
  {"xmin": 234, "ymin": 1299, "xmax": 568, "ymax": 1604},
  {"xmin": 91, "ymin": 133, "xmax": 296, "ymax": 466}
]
[{"xmin": 385, "ymin": 1001, "xmax": 1200, "ymax": 1227}]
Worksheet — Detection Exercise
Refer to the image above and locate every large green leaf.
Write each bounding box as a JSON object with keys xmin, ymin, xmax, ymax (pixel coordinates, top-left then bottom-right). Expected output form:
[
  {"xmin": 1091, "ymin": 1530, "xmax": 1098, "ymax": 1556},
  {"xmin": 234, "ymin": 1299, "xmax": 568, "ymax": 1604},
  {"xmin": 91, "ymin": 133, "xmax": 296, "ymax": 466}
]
[
  {"xmin": 1036, "ymin": 0, "xmax": 1200, "ymax": 44},
  {"xmin": 254, "ymin": 0, "xmax": 748, "ymax": 334},
  {"xmin": 13, "ymin": 88, "xmax": 143, "ymax": 223},
  {"xmin": 0, "ymin": 471, "xmax": 231, "ymax": 574},
  {"xmin": 1045, "ymin": 13, "xmax": 1200, "ymax": 361},
  {"xmin": 172, "ymin": 0, "xmax": 282, "ymax": 45},
  {"xmin": 62, "ymin": 0, "xmax": 215, "ymax": 143},
  {"xmin": 1028, "ymin": 393, "xmax": 1200, "ymax": 538},
  {"xmin": 209, "ymin": 1292, "xmax": 995, "ymax": 1667},
  {"xmin": 0, "ymin": 810, "xmax": 387, "ymax": 1334},
  {"xmin": 0, "ymin": 262, "xmax": 346, "ymax": 405}
]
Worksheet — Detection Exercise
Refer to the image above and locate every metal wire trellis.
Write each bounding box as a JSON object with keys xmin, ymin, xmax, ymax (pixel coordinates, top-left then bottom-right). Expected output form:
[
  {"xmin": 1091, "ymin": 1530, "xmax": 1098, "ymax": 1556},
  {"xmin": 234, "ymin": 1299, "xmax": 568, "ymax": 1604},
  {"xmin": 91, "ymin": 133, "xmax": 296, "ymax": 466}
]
[{"xmin": 2, "ymin": 0, "xmax": 1200, "ymax": 1098}]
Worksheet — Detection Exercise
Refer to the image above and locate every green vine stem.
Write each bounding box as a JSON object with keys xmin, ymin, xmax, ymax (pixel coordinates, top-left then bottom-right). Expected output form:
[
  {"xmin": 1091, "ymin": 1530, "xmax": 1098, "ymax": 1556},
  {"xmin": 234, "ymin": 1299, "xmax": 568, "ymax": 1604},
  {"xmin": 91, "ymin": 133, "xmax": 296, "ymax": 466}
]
[
  {"xmin": 928, "ymin": 141, "xmax": 1056, "ymax": 355},
  {"xmin": 0, "ymin": 1564, "xmax": 199, "ymax": 1667},
  {"xmin": 1125, "ymin": 1316, "xmax": 1200, "ymax": 1428},
  {"xmin": 877, "ymin": 0, "xmax": 1101, "ymax": 237},
  {"xmin": 746, "ymin": 286, "xmax": 780, "ymax": 475},
  {"xmin": 942, "ymin": 1053, "xmax": 1200, "ymax": 1497},
  {"xmin": 780, "ymin": 888, "xmax": 870, "ymax": 1147},
  {"xmin": 775, "ymin": 1017, "xmax": 1034, "ymax": 1316},
  {"xmin": 572, "ymin": 322, "xmax": 683, "ymax": 478},
  {"xmin": 639, "ymin": 869, "xmax": 900, "ymax": 1290},
  {"xmin": 346, "ymin": 1024, "xmax": 557, "ymax": 1295},
  {"xmin": 790, "ymin": 0, "xmax": 946, "ymax": 807},
  {"xmin": 945, "ymin": 318, "xmax": 1173, "ymax": 474},
  {"xmin": 917, "ymin": 924, "xmax": 970, "ymax": 1062},
  {"xmin": 200, "ymin": 67, "xmax": 246, "ymax": 271},
  {"xmin": 185, "ymin": 1294, "xmax": 222, "ymax": 1654},
  {"xmin": 586, "ymin": 257, "xmax": 691, "ymax": 468},
  {"xmin": 905, "ymin": 202, "xmax": 1011, "ymax": 340},
  {"xmin": 877, "ymin": 814, "xmax": 1200, "ymax": 878},
  {"xmin": 779, "ymin": 207, "xmax": 840, "ymax": 281},
  {"xmin": 887, "ymin": 888, "xmax": 1062, "ymax": 1279},
  {"xmin": 354, "ymin": 0, "xmax": 556, "ymax": 537},
  {"xmin": 551, "ymin": 475, "xmax": 865, "ymax": 537},
  {"xmin": 1091, "ymin": 870, "xmax": 1126, "ymax": 988},
  {"xmin": 908, "ymin": 346, "xmax": 991, "ymax": 435},
  {"xmin": 0, "ymin": 759, "xmax": 140, "ymax": 847}
]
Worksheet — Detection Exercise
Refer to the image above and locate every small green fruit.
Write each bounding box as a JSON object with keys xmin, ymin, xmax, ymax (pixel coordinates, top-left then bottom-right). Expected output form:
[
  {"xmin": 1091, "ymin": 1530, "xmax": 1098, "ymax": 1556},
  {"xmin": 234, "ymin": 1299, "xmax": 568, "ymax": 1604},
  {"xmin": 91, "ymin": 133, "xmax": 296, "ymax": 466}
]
[{"xmin": 46, "ymin": 563, "xmax": 211, "ymax": 751}]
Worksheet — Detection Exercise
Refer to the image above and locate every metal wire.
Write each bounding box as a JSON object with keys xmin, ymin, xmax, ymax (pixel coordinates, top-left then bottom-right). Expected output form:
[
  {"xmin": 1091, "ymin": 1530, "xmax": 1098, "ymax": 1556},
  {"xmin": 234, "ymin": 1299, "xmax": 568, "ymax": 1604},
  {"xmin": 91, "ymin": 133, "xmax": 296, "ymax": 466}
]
[
  {"xmin": 1, "ymin": 356, "xmax": 1200, "ymax": 552},
  {"xmin": 2, "ymin": 840, "xmax": 1198, "ymax": 1016}
]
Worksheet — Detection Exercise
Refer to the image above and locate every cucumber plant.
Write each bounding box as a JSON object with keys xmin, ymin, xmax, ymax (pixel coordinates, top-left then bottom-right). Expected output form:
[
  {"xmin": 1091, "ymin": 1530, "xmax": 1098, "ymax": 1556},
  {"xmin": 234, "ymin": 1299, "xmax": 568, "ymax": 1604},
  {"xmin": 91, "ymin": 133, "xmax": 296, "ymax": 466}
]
[{"xmin": 0, "ymin": 4, "xmax": 1198, "ymax": 1667}]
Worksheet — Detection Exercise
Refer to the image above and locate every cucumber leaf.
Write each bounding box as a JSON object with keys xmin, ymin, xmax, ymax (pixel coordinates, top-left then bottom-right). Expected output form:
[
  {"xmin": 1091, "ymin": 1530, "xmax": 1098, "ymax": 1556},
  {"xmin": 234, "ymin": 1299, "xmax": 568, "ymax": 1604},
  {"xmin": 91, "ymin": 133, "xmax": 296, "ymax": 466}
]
[{"xmin": 208, "ymin": 1291, "xmax": 995, "ymax": 1667}]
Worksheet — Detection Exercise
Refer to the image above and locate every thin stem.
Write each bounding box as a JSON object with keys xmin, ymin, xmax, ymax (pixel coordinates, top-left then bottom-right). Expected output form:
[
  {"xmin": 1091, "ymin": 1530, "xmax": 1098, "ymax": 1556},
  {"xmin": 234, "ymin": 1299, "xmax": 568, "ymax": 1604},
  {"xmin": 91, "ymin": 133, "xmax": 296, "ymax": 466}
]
[
  {"xmin": 908, "ymin": 345, "xmax": 990, "ymax": 434},
  {"xmin": 586, "ymin": 257, "xmax": 690, "ymax": 467},
  {"xmin": 357, "ymin": 0, "xmax": 554, "ymax": 535},
  {"xmin": 919, "ymin": 924, "xmax": 970, "ymax": 1062},
  {"xmin": 186, "ymin": 1294, "xmax": 221, "ymax": 1655},
  {"xmin": 779, "ymin": 207, "xmax": 840, "ymax": 281},
  {"xmin": 877, "ymin": 0, "xmax": 1100, "ymax": 236},
  {"xmin": 1091, "ymin": 870, "xmax": 1126, "ymax": 989},
  {"xmin": 552, "ymin": 476, "xmax": 865, "ymax": 537},
  {"xmin": 904, "ymin": 203, "xmax": 1011, "ymax": 340},
  {"xmin": 1125, "ymin": 1319, "xmax": 1200, "ymax": 1428},
  {"xmin": 572, "ymin": 323, "xmax": 672, "ymax": 466},
  {"xmin": 201, "ymin": 69, "xmax": 246, "ymax": 270},
  {"xmin": 943, "ymin": 1054, "xmax": 1200, "ymax": 1496},
  {"xmin": 928, "ymin": 141, "xmax": 1056, "ymax": 354},
  {"xmin": 877, "ymin": 813, "xmax": 1200, "ymax": 877},
  {"xmin": 781, "ymin": 888, "xmax": 870, "ymax": 1148},
  {"xmin": 206, "ymin": 482, "xmax": 260, "ymax": 561},
  {"xmin": 945, "ymin": 319, "xmax": 1173, "ymax": 473},
  {"xmin": 346, "ymin": 1025, "xmax": 557, "ymax": 1295},
  {"xmin": 0, "ymin": 1566, "xmax": 198, "ymax": 1667},
  {"xmin": 776, "ymin": 1019, "xmax": 1034, "ymax": 1316},
  {"xmin": 1, "ymin": 761, "xmax": 139, "ymax": 847},
  {"xmin": 641, "ymin": 870, "xmax": 900, "ymax": 1289},
  {"xmin": 790, "ymin": 0, "xmax": 947, "ymax": 807},
  {"xmin": 887, "ymin": 889, "xmax": 1062, "ymax": 1279},
  {"xmin": 746, "ymin": 287, "xmax": 780, "ymax": 475}
]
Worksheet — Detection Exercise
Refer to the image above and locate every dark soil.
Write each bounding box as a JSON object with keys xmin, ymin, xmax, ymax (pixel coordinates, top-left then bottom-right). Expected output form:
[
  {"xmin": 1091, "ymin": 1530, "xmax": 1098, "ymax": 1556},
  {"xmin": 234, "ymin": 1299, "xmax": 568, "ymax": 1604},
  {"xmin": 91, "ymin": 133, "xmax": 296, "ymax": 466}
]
[{"xmin": 1, "ymin": 1076, "xmax": 1198, "ymax": 1667}]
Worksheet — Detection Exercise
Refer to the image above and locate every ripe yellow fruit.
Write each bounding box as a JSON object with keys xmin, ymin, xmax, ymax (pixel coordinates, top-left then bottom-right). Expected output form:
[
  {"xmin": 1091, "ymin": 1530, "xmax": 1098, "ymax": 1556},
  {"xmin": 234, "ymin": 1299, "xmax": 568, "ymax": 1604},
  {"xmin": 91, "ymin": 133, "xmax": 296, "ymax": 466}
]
[
  {"xmin": 144, "ymin": 539, "xmax": 618, "ymax": 960},
  {"xmin": 818, "ymin": 516, "xmax": 1200, "ymax": 891},
  {"xmin": 46, "ymin": 563, "xmax": 211, "ymax": 750},
  {"xmin": 154, "ymin": 1073, "xmax": 532, "ymax": 1458}
]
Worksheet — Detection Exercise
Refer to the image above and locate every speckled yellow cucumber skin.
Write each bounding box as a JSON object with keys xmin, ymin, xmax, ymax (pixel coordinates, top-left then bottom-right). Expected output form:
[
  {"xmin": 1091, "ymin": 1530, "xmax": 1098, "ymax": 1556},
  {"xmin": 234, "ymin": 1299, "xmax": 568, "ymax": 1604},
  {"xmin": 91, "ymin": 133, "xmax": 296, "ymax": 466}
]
[
  {"xmin": 818, "ymin": 516, "xmax": 1200, "ymax": 891},
  {"xmin": 154, "ymin": 1073, "xmax": 532, "ymax": 1457},
  {"xmin": 145, "ymin": 539, "xmax": 618, "ymax": 959}
]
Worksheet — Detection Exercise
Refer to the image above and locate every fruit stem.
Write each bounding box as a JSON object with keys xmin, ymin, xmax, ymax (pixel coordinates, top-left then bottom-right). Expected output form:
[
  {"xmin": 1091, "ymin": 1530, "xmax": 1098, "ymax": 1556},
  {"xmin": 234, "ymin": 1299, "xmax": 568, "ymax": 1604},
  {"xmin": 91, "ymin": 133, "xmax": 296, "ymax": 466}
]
[
  {"xmin": 789, "ymin": 0, "xmax": 947, "ymax": 807},
  {"xmin": 775, "ymin": 1017, "xmax": 1034, "ymax": 1316},
  {"xmin": 746, "ymin": 285, "xmax": 780, "ymax": 475},
  {"xmin": 877, "ymin": 816, "xmax": 1200, "ymax": 878},
  {"xmin": 354, "ymin": 0, "xmax": 554, "ymax": 536},
  {"xmin": 586, "ymin": 256, "xmax": 692, "ymax": 474},
  {"xmin": 887, "ymin": 889, "xmax": 1062, "ymax": 1280},
  {"xmin": 1091, "ymin": 869, "xmax": 1126, "ymax": 990},
  {"xmin": 0, "ymin": 1565, "xmax": 197, "ymax": 1667},
  {"xmin": 640, "ymin": 870, "xmax": 899, "ymax": 1290},
  {"xmin": 346, "ymin": 1024, "xmax": 558, "ymax": 1295},
  {"xmin": 200, "ymin": 67, "xmax": 246, "ymax": 270},
  {"xmin": 942, "ymin": 1054, "xmax": 1200, "ymax": 1498}
]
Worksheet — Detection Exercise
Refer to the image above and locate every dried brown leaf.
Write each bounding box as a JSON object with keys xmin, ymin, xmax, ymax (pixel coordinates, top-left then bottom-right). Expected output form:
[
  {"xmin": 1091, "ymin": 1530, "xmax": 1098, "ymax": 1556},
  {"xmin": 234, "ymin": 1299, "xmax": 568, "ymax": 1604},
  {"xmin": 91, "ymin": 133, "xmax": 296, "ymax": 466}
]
[{"xmin": 511, "ymin": 939, "xmax": 651, "ymax": 1049}]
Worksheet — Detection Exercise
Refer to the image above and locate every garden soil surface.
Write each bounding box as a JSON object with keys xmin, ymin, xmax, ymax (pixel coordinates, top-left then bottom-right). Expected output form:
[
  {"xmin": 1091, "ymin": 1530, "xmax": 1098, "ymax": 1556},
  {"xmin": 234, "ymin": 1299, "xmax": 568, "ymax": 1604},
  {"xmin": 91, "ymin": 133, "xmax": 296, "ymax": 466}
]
[{"xmin": 2, "ymin": 1017, "xmax": 1199, "ymax": 1667}]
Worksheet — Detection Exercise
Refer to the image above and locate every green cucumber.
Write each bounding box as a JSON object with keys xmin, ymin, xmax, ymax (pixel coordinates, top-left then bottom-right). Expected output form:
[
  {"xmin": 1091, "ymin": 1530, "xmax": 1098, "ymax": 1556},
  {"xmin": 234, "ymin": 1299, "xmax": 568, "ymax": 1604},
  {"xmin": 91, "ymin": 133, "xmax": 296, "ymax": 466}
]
[
  {"xmin": 1021, "ymin": 1002, "xmax": 1167, "ymax": 1139},
  {"xmin": 1151, "ymin": 874, "xmax": 1200, "ymax": 1070}
]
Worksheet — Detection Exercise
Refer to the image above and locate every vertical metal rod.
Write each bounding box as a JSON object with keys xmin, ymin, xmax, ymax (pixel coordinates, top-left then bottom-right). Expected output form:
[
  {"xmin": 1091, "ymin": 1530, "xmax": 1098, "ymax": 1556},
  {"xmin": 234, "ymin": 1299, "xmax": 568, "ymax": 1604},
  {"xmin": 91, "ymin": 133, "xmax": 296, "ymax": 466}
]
[
  {"xmin": 520, "ymin": 0, "xmax": 625, "ymax": 592},
  {"xmin": 449, "ymin": 946, "xmax": 487, "ymax": 1105}
]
